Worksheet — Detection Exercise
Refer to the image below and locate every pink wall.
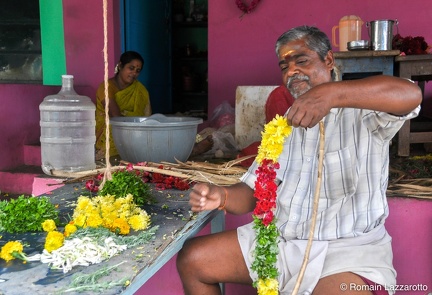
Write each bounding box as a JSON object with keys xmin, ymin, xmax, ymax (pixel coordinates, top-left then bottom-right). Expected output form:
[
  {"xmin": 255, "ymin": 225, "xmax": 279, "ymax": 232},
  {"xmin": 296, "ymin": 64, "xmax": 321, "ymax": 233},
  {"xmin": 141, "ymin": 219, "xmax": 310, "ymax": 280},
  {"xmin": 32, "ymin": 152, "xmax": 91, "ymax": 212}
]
[
  {"xmin": 62, "ymin": 0, "xmax": 121, "ymax": 97},
  {"xmin": 208, "ymin": 0, "xmax": 432, "ymax": 112},
  {"xmin": 386, "ymin": 197, "xmax": 432, "ymax": 292},
  {"xmin": 0, "ymin": 85, "xmax": 56, "ymax": 170},
  {"xmin": 0, "ymin": 1, "xmax": 120, "ymax": 171}
]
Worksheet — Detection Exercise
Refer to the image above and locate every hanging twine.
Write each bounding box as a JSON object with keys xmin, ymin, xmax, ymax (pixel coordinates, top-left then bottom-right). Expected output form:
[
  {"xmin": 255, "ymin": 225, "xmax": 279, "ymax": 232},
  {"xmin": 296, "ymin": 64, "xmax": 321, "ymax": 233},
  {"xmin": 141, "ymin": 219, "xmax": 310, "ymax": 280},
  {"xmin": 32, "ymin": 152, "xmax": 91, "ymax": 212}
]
[
  {"xmin": 99, "ymin": 0, "xmax": 112, "ymax": 189},
  {"xmin": 291, "ymin": 120, "xmax": 325, "ymax": 295}
]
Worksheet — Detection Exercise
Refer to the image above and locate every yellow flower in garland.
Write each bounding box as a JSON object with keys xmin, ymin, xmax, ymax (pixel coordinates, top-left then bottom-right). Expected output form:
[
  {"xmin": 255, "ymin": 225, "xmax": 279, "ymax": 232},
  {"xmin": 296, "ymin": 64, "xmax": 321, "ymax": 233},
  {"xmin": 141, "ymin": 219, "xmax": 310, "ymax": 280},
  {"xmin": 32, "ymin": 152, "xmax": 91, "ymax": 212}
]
[
  {"xmin": 44, "ymin": 231, "xmax": 65, "ymax": 252},
  {"xmin": 42, "ymin": 219, "xmax": 57, "ymax": 232},
  {"xmin": 257, "ymin": 278, "xmax": 279, "ymax": 295},
  {"xmin": 252, "ymin": 114, "xmax": 291, "ymax": 295},
  {"xmin": 256, "ymin": 115, "xmax": 292, "ymax": 164},
  {"xmin": 0, "ymin": 241, "xmax": 27, "ymax": 262}
]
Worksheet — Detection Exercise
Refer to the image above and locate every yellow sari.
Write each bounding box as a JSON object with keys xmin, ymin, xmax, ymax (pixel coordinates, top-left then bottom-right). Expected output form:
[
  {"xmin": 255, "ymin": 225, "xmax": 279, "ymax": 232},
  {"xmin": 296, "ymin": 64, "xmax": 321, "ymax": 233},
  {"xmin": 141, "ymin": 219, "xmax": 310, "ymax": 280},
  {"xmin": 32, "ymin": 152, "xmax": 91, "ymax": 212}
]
[{"xmin": 95, "ymin": 79, "xmax": 151, "ymax": 159}]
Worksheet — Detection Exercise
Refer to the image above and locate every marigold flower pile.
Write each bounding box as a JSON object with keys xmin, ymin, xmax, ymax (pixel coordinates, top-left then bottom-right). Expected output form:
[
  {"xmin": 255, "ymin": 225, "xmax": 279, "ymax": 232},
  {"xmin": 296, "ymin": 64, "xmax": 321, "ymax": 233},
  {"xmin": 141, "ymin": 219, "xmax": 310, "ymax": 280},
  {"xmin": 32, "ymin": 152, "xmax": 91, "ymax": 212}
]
[
  {"xmin": 252, "ymin": 115, "xmax": 292, "ymax": 295},
  {"xmin": 72, "ymin": 194, "xmax": 151, "ymax": 234}
]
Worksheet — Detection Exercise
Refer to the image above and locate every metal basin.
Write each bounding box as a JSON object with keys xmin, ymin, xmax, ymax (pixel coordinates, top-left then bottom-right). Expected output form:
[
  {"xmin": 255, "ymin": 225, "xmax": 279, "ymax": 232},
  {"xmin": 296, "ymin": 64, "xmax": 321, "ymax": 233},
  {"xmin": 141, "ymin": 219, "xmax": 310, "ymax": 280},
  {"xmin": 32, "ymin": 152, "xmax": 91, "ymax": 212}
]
[{"xmin": 110, "ymin": 113, "xmax": 202, "ymax": 163}]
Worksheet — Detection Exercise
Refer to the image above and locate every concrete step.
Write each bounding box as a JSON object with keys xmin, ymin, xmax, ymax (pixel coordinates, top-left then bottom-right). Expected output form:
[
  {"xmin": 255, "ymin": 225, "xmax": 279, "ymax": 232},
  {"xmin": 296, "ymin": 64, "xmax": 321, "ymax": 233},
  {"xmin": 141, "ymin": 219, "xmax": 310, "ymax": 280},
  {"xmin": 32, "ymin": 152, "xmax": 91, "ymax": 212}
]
[{"xmin": 0, "ymin": 165, "xmax": 44, "ymax": 195}]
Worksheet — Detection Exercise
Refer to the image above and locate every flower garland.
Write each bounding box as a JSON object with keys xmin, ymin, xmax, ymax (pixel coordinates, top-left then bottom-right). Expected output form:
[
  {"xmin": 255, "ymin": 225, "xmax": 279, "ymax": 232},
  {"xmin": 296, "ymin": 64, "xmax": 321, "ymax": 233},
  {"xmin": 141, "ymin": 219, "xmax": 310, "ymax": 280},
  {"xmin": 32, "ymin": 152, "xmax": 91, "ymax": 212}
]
[
  {"xmin": 252, "ymin": 115, "xmax": 292, "ymax": 295},
  {"xmin": 236, "ymin": 0, "xmax": 261, "ymax": 16}
]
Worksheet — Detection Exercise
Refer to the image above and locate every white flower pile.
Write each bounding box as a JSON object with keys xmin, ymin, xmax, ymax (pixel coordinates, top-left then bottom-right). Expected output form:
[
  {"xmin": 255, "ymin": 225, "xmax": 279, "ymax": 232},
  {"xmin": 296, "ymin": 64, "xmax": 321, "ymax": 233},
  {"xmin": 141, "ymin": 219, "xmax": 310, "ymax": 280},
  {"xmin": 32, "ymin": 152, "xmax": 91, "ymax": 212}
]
[{"xmin": 40, "ymin": 237, "xmax": 127, "ymax": 273}]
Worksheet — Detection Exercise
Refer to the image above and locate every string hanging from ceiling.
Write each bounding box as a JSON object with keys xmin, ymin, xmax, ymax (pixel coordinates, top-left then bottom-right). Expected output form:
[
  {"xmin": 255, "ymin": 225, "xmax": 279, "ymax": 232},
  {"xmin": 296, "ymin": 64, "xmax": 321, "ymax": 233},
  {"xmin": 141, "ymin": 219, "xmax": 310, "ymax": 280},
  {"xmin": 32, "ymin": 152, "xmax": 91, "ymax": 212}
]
[{"xmin": 100, "ymin": 0, "xmax": 112, "ymax": 189}]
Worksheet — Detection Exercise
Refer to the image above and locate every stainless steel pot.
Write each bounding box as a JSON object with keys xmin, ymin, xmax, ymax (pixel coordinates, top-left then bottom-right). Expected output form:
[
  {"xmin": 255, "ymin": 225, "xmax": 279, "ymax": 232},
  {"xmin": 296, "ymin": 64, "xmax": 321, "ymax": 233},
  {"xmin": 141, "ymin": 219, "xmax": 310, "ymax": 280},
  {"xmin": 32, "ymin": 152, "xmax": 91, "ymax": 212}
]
[{"xmin": 366, "ymin": 19, "xmax": 399, "ymax": 51}]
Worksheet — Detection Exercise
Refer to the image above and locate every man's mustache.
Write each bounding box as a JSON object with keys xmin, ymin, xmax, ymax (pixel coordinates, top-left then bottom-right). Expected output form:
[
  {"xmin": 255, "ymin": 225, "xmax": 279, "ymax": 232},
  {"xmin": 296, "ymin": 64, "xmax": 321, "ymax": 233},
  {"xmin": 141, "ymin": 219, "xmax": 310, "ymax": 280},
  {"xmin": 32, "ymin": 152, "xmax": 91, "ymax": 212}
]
[{"xmin": 287, "ymin": 75, "xmax": 310, "ymax": 88}]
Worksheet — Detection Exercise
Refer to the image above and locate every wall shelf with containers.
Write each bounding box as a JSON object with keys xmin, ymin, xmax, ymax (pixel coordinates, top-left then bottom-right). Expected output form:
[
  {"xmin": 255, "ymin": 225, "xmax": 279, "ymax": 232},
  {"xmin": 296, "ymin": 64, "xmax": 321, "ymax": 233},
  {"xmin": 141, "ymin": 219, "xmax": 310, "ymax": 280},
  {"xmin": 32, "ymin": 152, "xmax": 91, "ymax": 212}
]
[{"xmin": 171, "ymin": 0, "xmax": 208, "ymax": 119}]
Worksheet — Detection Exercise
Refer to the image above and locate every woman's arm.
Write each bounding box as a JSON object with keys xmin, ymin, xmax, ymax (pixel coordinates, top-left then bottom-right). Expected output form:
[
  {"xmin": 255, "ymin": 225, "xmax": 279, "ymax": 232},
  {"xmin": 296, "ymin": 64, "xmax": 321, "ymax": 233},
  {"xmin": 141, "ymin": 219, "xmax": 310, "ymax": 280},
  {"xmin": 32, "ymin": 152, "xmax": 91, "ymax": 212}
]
[
  {"xmin": 108, "ymin": 97, "xmax": 122, "ymax": 117},
  {"xmin": 144, "ymin": 103, "xmax": 152, "ymax": 116}
]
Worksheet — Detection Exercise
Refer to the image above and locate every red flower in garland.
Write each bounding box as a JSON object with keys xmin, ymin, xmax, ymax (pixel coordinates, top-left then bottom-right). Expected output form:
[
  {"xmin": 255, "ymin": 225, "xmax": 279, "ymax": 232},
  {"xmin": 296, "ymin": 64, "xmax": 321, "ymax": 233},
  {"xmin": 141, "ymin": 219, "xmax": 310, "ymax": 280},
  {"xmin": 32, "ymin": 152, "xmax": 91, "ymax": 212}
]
[
  {"xmin": 251, "ymin": 115, "xmax": 292, "ymax": 295},
  {"xmin": 254, "ymin": 160, "xmax": 278, "ymax": 225}
]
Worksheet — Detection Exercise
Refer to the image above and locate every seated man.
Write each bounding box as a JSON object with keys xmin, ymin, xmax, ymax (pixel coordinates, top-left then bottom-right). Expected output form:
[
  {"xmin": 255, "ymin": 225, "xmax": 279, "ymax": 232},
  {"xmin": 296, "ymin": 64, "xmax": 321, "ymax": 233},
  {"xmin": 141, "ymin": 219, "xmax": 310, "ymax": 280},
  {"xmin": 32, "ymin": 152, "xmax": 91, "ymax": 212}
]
[{"xmin": 177, "ymin": 25, "xmax": 422, "ymax": 295}]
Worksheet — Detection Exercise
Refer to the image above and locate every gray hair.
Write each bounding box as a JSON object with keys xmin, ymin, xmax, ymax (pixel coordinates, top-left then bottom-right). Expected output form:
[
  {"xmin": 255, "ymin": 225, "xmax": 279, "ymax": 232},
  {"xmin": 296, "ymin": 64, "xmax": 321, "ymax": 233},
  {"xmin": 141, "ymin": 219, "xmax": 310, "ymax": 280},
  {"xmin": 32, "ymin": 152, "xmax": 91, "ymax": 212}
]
[{"xmin": 275, "ymin": 26, "xmax": 332, "ymax": 61}]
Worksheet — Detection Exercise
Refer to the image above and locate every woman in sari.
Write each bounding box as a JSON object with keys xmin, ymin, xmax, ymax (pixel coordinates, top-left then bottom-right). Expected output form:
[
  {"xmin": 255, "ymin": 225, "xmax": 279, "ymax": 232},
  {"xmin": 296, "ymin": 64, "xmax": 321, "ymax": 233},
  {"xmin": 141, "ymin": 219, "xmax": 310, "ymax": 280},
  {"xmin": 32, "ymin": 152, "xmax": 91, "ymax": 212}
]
[{"xmin": 95, "ymin": 51, "xmax": 152, "ymax": 161}]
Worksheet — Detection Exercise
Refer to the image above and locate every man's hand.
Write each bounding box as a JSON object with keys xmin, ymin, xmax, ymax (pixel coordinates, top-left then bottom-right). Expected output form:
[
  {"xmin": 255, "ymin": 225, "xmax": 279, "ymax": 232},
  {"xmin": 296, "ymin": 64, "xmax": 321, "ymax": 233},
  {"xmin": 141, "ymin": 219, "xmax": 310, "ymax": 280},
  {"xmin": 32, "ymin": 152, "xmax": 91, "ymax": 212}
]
[
  {"xmin": 189, "ymin": 183, "xmax": 224, "ymax": 212},
  {"xmin": 286, "ymin": 83, "xmax": 333, "ymax": 128}
]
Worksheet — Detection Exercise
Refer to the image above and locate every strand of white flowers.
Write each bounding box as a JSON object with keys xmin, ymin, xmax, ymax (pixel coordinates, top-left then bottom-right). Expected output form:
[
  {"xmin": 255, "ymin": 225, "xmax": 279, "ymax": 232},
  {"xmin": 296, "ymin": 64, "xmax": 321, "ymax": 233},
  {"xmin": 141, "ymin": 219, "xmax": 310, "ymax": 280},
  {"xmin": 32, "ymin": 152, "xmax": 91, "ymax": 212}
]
[{"xmin": 40, "ymin": 237, "xmax": 127, "ymax": 273}]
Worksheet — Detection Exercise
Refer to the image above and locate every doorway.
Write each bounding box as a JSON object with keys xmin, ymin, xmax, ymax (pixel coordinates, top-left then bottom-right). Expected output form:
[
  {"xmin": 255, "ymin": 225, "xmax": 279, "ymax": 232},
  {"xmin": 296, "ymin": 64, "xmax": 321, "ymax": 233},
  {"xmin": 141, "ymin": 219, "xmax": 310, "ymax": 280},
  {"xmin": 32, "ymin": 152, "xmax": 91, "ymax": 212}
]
[{"xmin": 121, "ymin": 0, "xmax": 172, "ymax": 114}]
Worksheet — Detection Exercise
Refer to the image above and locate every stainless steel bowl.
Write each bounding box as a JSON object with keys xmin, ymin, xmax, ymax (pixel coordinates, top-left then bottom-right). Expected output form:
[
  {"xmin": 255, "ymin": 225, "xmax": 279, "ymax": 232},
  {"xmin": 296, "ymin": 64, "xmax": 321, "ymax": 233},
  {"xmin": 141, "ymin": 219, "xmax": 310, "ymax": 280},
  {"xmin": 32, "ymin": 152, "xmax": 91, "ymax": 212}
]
[{"xmin": 347, "ymin": 40, "xmax": 370, "ymax": 51}]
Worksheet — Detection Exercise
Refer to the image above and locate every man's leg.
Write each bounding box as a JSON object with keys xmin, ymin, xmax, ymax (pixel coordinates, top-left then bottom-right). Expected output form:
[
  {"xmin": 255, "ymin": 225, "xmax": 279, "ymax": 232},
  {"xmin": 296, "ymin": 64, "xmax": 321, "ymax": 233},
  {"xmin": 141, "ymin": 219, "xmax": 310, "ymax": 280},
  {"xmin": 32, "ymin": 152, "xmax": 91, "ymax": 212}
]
[
  {"xmin": 313, "ymin": 272, "xmax": 375, "ymax": 295},
  {"xmin": 177, "ymin": 229, "xmax": 253, "ymax": 295}
]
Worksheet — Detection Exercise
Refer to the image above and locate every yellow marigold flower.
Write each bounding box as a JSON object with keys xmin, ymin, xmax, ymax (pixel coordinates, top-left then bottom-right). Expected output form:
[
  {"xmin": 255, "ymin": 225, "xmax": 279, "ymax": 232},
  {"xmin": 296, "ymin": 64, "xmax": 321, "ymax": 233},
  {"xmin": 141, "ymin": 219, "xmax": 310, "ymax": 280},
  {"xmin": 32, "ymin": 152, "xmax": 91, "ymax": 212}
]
[
  {"xmin": 112, "ymin": 218, "xmax": 130, "ymax": 235},
  {"xmin": 257, "ymin": 278, "xmax": 279, "ymax": 295},
  {"xmin": 256, "ymin": 115, "xmax": 292, "ymax": 164},
  {"xmin": 124, "ymin": 194, "xmax": 134, "ymax": 203},
  {"xmin": 44, "ymin": 231, "xmax": 65, "ymax": 253},
  {"xmin": 131, "ymin": 207, "xmax": 143, "ymax": 215},
  {"xmin": 42, "ymin": 219, "xmax": 57, "ymax": 232},
  {"xmin": 74, "ymin": 214, "xmax": 87, "ymax": 227},
  {"xmin": 102, "ymin": 211, "xmax": 117, "ymax": 226},
  {"xmin": 64, "ymin": 223, "xmax": 78, "ymax": 237},
  {"xmin": 75, "ymin": 196, "xmax": 91, "ymax": 210},
  {"xmin": 100, "ymin": 202, "xmax": 115, "ymax": 216},
  {"xmin": 86, "ymin": 213, "xmax": 103, "ymax": 228},
  {"xmin": 0, "ymin": 241, "xmax": 24, "ymax": 262},
  {"xmin": 128, "ymin": 213, "xmax": 151, "ymax": 231}
]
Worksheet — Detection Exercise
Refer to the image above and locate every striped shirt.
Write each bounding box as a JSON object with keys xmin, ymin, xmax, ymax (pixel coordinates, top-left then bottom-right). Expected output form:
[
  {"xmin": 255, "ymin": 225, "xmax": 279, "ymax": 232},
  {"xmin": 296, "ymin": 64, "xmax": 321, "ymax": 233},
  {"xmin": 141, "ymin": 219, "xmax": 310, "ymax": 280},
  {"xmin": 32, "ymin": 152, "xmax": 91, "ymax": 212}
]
[{"xmin": 241, "ymin": 106, "xmax": 420, "ymax": 241}]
